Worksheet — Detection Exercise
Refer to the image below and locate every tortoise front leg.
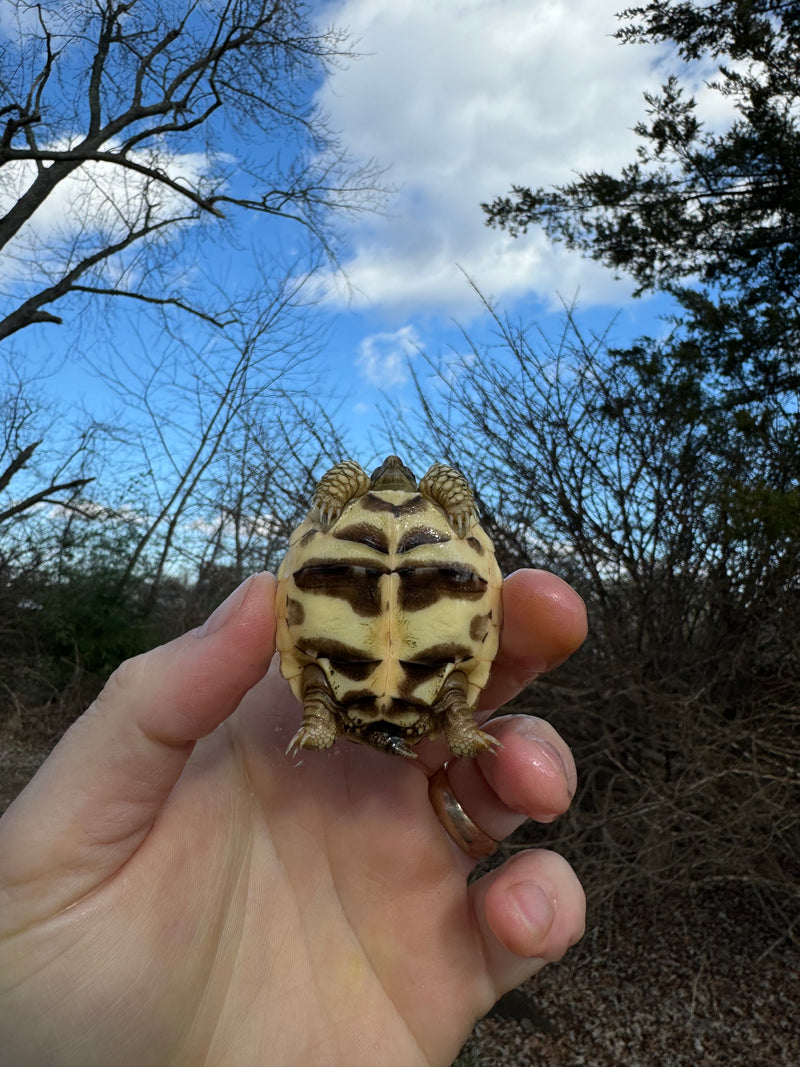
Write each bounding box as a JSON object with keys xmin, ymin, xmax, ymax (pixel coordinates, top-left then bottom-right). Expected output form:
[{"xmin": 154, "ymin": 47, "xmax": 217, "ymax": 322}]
[
  {"xmin": 418, "ymin": 462, "xmax": 477, "ymax": 538},
  {"xmin": 310, "ymin": 459, "xmax": 371, "ymax": 529},
  {"xmin": 286, "ymin": 663, "xmax": 343, "ymax": 755},
  {"xmin": 432, "ymin": 670, "xmax": 501, "ymax": 759}
]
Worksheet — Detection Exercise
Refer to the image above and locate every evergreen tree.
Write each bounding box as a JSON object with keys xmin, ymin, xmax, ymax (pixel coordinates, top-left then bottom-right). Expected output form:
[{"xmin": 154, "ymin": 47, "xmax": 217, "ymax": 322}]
[
  {"xmin": 484, "ymin": 1, "xmax": 800, "ymax": 411},
  {"xmin": 483, "ymin": 0, "xmax": 800, "ymax": 563}
]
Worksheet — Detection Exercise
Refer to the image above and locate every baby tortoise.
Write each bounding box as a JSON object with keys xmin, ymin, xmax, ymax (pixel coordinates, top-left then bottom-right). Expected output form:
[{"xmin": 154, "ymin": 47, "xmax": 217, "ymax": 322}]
[{"xmin": 275, "ymin": 455, "xmax": 503, "ymax": 758}]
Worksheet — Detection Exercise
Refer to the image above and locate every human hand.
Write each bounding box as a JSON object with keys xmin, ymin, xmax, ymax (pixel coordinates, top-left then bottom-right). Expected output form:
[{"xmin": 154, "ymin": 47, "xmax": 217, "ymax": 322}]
[{"xmin": 0, "ymin": 569, "xmax": 586, "ymax": 1067}]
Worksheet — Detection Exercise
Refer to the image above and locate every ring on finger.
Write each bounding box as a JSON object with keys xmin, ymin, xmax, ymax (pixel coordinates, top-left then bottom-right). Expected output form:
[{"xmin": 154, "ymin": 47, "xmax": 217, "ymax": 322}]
[{"xmin": 428, "ymin": 764, "xmax": 500, "ymax": 859}]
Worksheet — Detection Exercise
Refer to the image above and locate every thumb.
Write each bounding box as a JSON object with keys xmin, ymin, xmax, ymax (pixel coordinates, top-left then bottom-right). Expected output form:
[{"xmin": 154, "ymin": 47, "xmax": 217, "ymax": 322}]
[{"xmin": 0, "ymin": 572, "xmax": 276, "ymax": 925}]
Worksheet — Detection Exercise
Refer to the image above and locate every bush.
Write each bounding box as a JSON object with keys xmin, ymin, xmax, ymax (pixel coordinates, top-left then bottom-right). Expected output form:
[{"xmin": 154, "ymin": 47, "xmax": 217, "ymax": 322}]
[{"xmin": 398, "ymin": 307, "xmax": 800, "ymax": 939}]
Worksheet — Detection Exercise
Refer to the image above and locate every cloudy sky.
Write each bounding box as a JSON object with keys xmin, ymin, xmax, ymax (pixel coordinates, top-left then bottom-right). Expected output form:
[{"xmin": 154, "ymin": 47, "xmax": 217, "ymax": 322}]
[
  {"xmin": 4, "ymin": 0, "xmax": 695, "ymax": 451},
  {"xmin": 305, "ymin": 0, "xmax": 683, "ymax": 418},
  {"xmin": 319, "ymin": 0, "xmax": 657, "ymax": 312}
]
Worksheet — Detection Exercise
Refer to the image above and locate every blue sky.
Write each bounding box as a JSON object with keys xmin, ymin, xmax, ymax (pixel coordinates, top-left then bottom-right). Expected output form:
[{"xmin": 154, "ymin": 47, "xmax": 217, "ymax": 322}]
[{"xmin": 3, "ymin": 0, "xmax": 723, "ymax": 468}]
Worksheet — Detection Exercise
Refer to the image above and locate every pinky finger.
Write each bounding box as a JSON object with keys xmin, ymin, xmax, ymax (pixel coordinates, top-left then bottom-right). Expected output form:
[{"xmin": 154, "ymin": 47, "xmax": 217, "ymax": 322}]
[{"xmin": 469, "ymin": 849, "xmax": 586, "ymax": 997}]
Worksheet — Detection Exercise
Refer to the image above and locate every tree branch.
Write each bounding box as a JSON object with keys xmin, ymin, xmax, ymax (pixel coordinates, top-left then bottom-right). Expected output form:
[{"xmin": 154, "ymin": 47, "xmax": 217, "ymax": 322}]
[
  {"xmin": 0, "ymin": 213, "xmax": 181, "ymax": 342},
  {"xmin": 0, "ymin": 441, "xmax": 42, "ymax": 494},
  {"xmin": 0, "ymin": 146, "xmax": 226, "ymax": 218},
  {"xmin": 0, "ymin": 0, "xmax": 378, "ymax": 344},
  {"xmin": 70, "ymin": 285, "xmax": 232, "ymax": 329},
  {"xmin": 0, "ymin": 477, "xmax": 94, "ymax": 525}
]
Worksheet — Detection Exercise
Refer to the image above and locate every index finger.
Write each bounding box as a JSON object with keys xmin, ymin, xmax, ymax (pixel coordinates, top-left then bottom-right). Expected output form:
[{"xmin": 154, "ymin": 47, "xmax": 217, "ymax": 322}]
[{"xmin": 478, "ymin": 569, "xmax": 587, "ymax": 712}]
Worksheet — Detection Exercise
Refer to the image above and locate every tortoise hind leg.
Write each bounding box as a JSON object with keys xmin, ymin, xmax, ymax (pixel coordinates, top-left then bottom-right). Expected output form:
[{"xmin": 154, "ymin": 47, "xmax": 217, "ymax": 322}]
[
  {"xmin": 433, "ymin": 671, "xmax": 502, "ymax": 759},
  {"xmin": 418, "ymin": 462, "xmax": 476, "ymax": 538},
  {"xmin": 287, "ymin": 664, "xmax": 342, "ymax": 756}
]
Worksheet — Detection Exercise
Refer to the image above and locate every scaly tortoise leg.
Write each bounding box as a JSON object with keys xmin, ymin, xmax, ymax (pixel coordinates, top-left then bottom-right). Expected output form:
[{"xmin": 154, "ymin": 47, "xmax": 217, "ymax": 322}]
[
  {"xmin": 418, "ymin": 462, "xmax": 477, "ymax": 538},
  {"xmin": 432, "ymin": 670, "xmax": 501, "ymax": 759},
  {"xmin": 286, "ymin": 663, "xmax": 343, "ymax": 755},
  {"xmin": 310, "ymin": 459, "xmax": 371, "ymax": 530}
]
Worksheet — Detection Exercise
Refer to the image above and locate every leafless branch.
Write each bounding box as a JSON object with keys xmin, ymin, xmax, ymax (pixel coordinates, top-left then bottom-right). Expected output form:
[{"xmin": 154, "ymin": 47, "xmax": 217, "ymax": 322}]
[
  {"xmin": 0, "ymin": 477, "xmax": 94, "ymax": 525},
  {"xmin": 0, "ymin": 0, "xmax": 382, "ymax": 341}
]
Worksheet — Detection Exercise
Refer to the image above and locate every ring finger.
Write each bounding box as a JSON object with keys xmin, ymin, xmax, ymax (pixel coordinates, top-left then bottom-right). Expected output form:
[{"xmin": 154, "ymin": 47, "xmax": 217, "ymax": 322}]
[{"xmin": 429, "ymin": 714, "xmax": 577, "ymax": 858}]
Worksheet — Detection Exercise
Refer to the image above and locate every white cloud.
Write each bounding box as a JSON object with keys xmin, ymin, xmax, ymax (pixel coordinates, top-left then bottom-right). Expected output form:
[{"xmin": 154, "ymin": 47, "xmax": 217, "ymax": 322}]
[
  {"xmin": 314, "ymin": 0, "xmax": 676, "ymax": 316},
  {"xmin": 356, "ymin": 325, "xmax": 421, "ymax": 385}
]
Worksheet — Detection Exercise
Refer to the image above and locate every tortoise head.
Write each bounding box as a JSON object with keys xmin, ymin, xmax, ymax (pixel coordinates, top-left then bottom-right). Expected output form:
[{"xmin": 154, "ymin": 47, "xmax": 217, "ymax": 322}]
[{"xmin": 370, "ymin": 455, "xmax": 417, "ymax": 491}]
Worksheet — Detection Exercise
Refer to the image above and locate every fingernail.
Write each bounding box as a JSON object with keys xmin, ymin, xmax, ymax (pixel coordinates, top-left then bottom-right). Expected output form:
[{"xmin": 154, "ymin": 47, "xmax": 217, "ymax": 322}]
[
  {"xmin": 198, "ymin": 574, "xmax": 260, "ymax": 637},
  {"xmin": 509, "ymin": 719, "xmax": 578, "ymax": 798},
  {"xmin": 509, "ymin": 882, "xmax": 555, "ymax": 943}
]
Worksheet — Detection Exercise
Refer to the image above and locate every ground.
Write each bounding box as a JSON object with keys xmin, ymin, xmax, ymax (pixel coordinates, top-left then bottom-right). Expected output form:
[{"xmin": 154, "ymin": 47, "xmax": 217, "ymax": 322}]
[{"xmin": 458, "ymin": 882, "xmax": 799, "ymax": 1067}]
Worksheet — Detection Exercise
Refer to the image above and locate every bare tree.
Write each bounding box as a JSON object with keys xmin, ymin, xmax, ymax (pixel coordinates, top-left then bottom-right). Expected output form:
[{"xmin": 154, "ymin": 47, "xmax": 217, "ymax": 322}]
[
  {"xmin": 71, "ymin": 256, "xmax": 346, "ymax": 600},
  {"xmin": 0, "ymin": 372, "xmax": 96, "ymax": 527},
  {"xmin": 0, "ymin": 0, "xmax": 380, "ymax": 342},
  {"xmin": 393, "ymin": 293, "xmax": 786, "ymax": 667},
  {"xmin": 0, "ymin": 0, "xmax": 374, "ymax": 609},
  {"xmin": 185, "ymin": 397, "xmax": 346, "ymax": 621}
]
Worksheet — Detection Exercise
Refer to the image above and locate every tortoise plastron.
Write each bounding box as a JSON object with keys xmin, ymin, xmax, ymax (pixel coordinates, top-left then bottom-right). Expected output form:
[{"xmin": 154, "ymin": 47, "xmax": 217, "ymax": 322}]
[{"xmin": 275, "ymin": 455, "xmax": 503, "ymax": 759}]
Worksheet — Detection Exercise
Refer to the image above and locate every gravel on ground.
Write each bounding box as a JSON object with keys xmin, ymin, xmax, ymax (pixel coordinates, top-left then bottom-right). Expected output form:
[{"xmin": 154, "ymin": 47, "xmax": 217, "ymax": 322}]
[{"xmin": 457, "ymin": 884, "xmax": 800, "ymax": 1067}]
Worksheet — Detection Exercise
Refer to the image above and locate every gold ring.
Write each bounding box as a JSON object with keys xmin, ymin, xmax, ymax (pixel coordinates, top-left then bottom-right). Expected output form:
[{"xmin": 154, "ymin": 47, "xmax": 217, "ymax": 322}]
[{"xmin": 428, "ymin": 765, "xmax": 500, "ymax": 859}]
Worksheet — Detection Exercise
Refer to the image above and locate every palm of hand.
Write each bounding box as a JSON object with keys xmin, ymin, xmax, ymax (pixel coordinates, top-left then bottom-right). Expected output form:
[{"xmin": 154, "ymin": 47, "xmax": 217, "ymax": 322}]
[{"xmin": 12, "ymin": 678, "xmax": 489, "ymax": 1066}]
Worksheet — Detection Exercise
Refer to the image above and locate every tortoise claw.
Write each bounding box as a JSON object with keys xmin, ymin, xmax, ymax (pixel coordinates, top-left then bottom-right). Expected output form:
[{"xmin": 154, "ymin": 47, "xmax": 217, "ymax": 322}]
[
  {"xmin": 419, "ymin": 462, "xmax": 477, "ymax": 538},
  {"xmin": 445, "ymin": 725, "xmax": 503, "ymax": 760},
  {"xmin": 447, "ymin": 509, "xmax": 471, "ymax": 538},
  {"xmin": 286, "ymin": 720, "xmax": 337, "ymax": 758}
]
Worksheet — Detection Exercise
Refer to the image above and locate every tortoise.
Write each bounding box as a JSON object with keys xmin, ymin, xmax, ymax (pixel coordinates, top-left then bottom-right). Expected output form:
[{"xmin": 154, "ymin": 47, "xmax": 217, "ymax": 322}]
[{"xmin": 275, "ymin": 455, "xmax": 503, "ymax": 759}]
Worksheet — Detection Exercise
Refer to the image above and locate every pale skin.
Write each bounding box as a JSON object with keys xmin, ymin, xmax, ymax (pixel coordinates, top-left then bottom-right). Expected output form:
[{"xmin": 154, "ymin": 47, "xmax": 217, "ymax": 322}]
[{"xmin": 0, "ymin": 569, "xmax": 587, "ymax": 1067}]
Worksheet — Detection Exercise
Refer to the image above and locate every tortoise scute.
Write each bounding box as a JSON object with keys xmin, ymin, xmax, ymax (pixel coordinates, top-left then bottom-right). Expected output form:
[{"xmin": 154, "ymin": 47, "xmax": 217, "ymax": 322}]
[{"xmin": 276, "ymin": 456, "xmax": 503, "ymax": 760}]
